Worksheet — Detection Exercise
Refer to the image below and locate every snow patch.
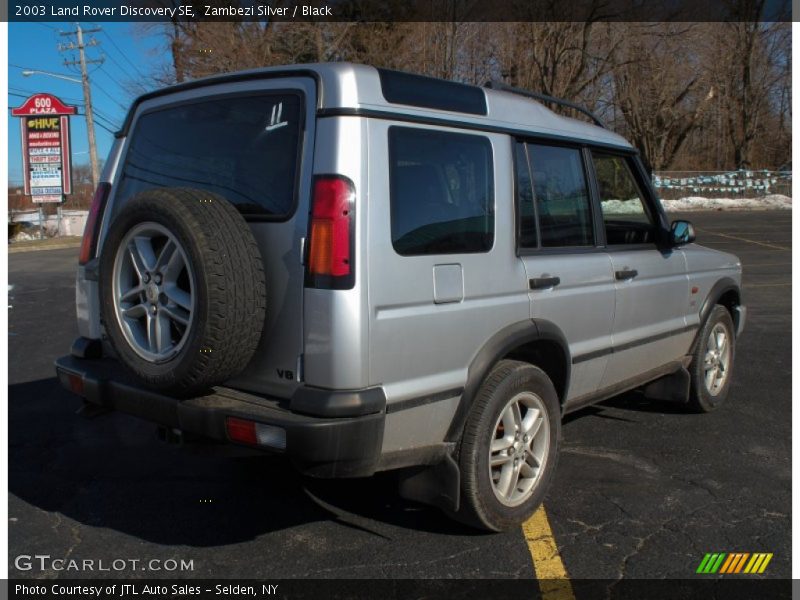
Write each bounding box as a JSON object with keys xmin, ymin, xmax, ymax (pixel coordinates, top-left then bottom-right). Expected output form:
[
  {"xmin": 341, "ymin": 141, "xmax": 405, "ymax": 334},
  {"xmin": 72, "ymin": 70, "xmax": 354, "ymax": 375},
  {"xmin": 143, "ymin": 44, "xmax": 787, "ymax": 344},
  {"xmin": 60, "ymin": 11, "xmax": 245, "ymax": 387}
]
[
  {"xmin": 661, "ymin": 194, "xmax": 791, "ymax": 212},
  {"xmin": 10, "ymin": 232, "xmax": 37, "ymax": 242}
]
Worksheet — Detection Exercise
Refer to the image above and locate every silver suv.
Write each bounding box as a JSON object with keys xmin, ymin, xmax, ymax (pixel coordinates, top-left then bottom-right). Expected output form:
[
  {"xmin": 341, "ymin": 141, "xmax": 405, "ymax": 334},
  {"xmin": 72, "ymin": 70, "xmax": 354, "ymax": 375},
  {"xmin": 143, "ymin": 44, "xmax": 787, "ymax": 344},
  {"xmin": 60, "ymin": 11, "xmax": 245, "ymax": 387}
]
[{"xmin": 56, "ymin": 63, "xmax": 745, "ymax": 531}]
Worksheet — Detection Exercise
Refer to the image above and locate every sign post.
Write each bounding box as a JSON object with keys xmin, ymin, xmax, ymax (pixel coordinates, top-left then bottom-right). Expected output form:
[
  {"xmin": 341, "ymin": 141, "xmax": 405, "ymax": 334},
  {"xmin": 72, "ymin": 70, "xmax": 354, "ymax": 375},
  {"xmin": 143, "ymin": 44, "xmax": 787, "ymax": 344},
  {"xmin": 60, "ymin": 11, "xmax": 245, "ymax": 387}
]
[{"xmin": 11, "ymin": 93, "xmax": 77, "ymax": 237}]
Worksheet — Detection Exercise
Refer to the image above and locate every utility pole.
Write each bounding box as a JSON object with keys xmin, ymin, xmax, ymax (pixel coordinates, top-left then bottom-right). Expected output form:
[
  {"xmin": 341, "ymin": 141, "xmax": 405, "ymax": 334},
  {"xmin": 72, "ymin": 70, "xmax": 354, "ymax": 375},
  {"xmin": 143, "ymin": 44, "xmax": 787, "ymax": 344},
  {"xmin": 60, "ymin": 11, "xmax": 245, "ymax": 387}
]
[{"xmin": 59, "ymin": 23, "xmax": 103, "ymax": 191}]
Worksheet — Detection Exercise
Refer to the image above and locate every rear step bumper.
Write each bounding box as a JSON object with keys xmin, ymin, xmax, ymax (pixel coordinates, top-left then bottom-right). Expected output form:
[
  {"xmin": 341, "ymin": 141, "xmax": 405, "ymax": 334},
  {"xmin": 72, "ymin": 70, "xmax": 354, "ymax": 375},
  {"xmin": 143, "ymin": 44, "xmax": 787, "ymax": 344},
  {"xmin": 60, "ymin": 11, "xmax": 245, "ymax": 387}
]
[{"xmin": 55, "ymin": 353, "xmax": 385, "ymax": 478}]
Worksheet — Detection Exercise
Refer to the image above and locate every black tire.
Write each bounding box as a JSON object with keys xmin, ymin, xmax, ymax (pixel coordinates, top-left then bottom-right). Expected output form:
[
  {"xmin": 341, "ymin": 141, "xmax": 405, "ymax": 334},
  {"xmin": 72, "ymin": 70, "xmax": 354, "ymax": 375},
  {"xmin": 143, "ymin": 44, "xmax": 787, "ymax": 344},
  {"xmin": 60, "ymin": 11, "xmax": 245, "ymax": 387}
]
[
  {"xmin": 688, "ymin": 305, "xmax": 736, "ymax": 412},
  {"xmin": 99, "ymin": 188, "xmax": 266, "ymax": 396},
  {"xmin": 455, "ymin": 360, "xmax": 561, "ymax": 532}
]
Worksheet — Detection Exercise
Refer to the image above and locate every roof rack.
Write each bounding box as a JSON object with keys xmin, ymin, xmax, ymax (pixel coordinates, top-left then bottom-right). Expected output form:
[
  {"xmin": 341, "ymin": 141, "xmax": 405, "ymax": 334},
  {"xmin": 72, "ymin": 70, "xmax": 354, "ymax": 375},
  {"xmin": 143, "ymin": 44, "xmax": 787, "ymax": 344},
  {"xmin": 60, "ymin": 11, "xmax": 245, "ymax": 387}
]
[{"xmin": 484, "ymin": 80, "xmax": 606, "ymax": 129}]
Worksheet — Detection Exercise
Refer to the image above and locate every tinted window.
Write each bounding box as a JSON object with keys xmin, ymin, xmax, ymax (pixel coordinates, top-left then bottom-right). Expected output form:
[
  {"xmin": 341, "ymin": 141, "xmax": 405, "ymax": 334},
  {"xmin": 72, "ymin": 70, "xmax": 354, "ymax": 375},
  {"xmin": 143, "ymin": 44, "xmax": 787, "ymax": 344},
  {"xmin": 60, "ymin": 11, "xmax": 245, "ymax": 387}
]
[
  {"xmin": 592, "ymin": 152, "xmax": 655, "ymax": 245},
  {"xmin": 378, "ymin": 69, "xmax": 487, "ymax": 115},
  {"xmin": 390, "ymin": 127, "xmax": 494, "ymax": 256},
  {"xmin": 515, "ymin": 142, "xmax": 537, "ymax": 248},
  {"xmin": 527, "ymin": 144, "xmax": 593, "ymax": 247},
  {"xmin": 117, "ymin": 93, "xmax": 302, "ymax": 218}
]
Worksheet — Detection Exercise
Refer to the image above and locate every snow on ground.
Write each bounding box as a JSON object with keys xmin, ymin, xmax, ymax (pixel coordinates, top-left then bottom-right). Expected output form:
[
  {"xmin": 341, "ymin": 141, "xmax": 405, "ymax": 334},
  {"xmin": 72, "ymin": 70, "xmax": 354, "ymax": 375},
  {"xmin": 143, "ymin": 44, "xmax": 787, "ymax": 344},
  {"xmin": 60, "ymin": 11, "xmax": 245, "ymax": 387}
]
[
  {"xmin": 604, "ymin": 194, "xmax": 791, "ymax": 214},
  {"xmin": 661, "ymin": 194, "xmax": 791, "ymax": 212},
  {"xmin": 10, "ymin": 231, "xmax": 37, "ymax": 242}
]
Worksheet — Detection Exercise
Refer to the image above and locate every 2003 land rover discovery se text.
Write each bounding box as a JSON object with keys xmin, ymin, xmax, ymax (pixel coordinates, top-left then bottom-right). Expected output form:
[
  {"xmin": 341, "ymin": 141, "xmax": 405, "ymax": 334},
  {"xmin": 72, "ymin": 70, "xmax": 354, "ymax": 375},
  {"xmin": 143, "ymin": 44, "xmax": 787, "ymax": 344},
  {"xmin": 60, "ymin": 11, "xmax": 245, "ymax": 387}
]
[{"xmin": 56, "ymin": 63, "xmax": 745, "ymax": 531}]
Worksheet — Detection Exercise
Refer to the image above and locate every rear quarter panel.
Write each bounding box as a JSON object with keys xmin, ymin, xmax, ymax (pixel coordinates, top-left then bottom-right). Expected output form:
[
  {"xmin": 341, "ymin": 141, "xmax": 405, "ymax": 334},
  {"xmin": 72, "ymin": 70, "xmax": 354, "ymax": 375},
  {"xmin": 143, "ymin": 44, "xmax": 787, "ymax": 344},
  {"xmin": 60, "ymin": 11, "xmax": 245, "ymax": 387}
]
[{"xmin": 301, "ymin": 116, "xmax": 372, "ymax": 390}]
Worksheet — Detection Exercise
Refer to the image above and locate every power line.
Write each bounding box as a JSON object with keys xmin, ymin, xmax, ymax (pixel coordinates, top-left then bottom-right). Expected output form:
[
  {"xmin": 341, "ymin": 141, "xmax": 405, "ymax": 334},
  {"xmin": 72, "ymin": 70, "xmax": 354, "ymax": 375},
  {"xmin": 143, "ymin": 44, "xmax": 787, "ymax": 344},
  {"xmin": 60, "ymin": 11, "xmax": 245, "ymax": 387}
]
[
  {"xmin": 98, "ymin": 64, "xmax": 127, "ymax": 90},
  {"xmin": 90, "ymin": 108, "xmax": 120, "ymax": 128},
  {"xmin": 92, "ymin": 80, "xmax": 129, "ymax": 111},
  {"xmin": 92, "ymin": 105, "xmax": 121, "ymax": 123},
  {"xmin": 8, "ymin": 85, "xmax": 39, "ymax": 95},
  {"xmin": 102, "ymin": 29, "xmax": 147, "ymax": 78},
  {"xmin": 91, "ymin": 120, "xmax": 116, "ymax": 134},
  {"xmin": 101, "ymin": 50, "xmax": 136, "ymax": 80},
  {"xmin": 9, "ymin": 86, "xmax": 84, "ymax": 105}
]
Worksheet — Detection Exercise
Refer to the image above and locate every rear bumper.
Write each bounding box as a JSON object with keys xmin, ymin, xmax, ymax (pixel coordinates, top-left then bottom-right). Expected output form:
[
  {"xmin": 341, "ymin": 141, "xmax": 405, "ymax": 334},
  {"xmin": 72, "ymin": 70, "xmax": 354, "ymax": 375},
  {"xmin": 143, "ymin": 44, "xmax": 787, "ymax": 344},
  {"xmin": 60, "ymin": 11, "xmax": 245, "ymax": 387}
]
[{"xmin": 55, "ymin": 352, "xmax": 385, "ymax": 478}]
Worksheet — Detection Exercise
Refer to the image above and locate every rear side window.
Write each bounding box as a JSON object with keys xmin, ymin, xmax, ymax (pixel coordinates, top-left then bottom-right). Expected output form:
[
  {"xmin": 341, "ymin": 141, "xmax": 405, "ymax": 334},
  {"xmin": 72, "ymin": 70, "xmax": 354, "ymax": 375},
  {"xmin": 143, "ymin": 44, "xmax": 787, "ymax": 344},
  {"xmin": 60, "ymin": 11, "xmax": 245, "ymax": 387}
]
[
  {"xmin": 116, "ymin": 93, "xmax": 303, "ymax": 218},
  {"xmin": 527, "ymin": 144, "xmax": 594, "ymax": 247},
  {"xmin": 389, "ymin": 127, "xmax": 494, "ymax": 256}
]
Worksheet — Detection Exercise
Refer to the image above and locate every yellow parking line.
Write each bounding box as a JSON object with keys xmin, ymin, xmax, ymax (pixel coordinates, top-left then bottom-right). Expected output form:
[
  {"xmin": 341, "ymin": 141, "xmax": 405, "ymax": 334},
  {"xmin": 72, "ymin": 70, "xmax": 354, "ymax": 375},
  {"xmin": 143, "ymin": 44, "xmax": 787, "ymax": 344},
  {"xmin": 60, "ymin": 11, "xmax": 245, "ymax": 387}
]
[
  {"xmin": 694, "ymin": 228, "xmax": 790, "ymax": 251},
  {"xmin": 522, "ymin": 506, "xmax": 575, "ymax": 600}
]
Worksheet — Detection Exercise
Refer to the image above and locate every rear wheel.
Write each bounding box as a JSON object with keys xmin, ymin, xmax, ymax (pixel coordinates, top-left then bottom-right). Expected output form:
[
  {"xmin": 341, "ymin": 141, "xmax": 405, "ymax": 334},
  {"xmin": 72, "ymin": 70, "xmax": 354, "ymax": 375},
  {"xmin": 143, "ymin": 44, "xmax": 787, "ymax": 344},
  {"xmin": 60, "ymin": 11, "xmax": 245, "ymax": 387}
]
[
  {"xmin": 456, "ymin": 360, "xmax": 560, "ymax": 531},
  {"xmin": 688, "ymin": 305, "xmax": 736, "ymax": 412},
  {"xmin": 99, "ymin": 188, "xmax": 266, "ymax": 396}
]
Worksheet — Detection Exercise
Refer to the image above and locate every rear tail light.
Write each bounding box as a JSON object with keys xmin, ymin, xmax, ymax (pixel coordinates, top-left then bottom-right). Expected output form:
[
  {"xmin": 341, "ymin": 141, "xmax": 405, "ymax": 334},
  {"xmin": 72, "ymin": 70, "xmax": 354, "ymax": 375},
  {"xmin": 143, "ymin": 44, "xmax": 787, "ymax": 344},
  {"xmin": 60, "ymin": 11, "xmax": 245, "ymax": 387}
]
[
  {"xmin": 226, "ymin": 417, "xmax": 258, "ymax": 445},
  {"xmin": 66, "ymin": 373, "xmax": 84, "ymax": 396},
  {"xmin": 225, "ymin": 417, "xmax": 286, "ymax": 450},
  {"xmin": 305, "ymin": 175, "xmax": 355, "ymax": 289},
  {"xmin": 79, "ymin": 182, "xmax": 112, "ymax": 265}
]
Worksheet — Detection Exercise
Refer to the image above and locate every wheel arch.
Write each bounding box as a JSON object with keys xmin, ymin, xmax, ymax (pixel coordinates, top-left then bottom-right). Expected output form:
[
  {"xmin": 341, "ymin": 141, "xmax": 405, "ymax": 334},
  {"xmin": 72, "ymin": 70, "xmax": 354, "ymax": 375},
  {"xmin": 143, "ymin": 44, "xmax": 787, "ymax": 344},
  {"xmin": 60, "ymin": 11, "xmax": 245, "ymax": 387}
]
[
  {"xmin": 445, "ymin": 319, "xmax": 571, "ymax": 442},
  {"xmin": 700, "ymin": 277, "xmax": 741, "ymax": 324},
  {"xmin": 691, "ymin": 277, "xmax": 741, "ymax": 353}
]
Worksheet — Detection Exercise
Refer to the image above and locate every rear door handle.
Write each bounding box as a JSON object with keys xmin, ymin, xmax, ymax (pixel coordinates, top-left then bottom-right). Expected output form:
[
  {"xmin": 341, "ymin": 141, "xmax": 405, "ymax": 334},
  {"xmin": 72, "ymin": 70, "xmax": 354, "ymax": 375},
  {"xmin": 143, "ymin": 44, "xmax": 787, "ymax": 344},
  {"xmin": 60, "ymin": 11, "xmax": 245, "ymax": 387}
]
[
  {"xmin": 530, "ymin": 276, "xmax": 561, "ymax": 290},
  {"xmin": 615, "ymin": 269, "xmax": 639, "ymax": 281}
]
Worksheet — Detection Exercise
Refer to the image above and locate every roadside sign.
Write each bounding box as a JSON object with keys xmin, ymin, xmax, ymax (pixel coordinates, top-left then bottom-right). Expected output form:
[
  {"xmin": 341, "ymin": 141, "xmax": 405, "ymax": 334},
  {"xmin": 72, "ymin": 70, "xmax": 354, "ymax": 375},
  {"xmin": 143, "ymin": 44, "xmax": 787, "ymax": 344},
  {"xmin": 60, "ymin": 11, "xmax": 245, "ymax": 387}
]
[{"xmin": 11, "ymin": 93, "xmax": 77, "ymax": 203}]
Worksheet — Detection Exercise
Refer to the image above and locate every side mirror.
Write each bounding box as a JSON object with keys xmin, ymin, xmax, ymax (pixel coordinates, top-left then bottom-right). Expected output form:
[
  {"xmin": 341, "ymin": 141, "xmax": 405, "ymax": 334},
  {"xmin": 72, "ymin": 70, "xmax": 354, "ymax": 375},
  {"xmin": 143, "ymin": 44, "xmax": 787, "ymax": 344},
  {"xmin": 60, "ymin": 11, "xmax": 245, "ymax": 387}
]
[{"xmin": 670, "ymin": 220, "xmax": 696, "ymax": 246}]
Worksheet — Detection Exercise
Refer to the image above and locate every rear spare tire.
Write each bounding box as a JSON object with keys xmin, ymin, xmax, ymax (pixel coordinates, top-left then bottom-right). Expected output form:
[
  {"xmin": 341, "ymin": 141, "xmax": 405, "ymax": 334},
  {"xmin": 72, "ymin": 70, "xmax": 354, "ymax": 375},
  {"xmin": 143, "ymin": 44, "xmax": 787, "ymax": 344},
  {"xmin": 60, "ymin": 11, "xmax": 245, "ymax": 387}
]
[{"xmin": 99, "ymin": 188, "xmax": 266, "ymax": 396}]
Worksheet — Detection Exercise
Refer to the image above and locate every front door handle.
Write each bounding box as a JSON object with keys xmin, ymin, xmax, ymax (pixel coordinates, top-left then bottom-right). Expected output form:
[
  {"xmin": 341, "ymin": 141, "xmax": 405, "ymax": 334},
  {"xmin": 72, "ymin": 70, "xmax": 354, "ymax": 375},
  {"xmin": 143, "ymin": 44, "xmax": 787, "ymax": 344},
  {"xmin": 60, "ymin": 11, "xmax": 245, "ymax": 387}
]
[
  {"xmin": 615, "ymin": 269, "xmax": 639, "ymax": 281},
  {"xmin": 530, "ymin": 276, "xmax": 561, "ymax": 290}
]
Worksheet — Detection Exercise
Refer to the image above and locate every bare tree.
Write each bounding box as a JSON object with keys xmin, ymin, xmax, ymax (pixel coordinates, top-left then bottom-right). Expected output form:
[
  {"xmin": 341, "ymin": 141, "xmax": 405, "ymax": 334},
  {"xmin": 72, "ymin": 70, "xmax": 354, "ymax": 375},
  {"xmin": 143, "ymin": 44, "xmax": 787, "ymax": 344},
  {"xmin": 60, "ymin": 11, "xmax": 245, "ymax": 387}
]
[
  {"xmin": 493, "ymin": 19, "xmax": 618, "ymax": 108},
  {"xmin": 711, "ymin": 14, "xmax": 789, "ymax": 169},
  {"xmin": 611, "ymin": 23, "xmax": 715, "ymax": 171},
  {"xmin": 133, "ymin": 11, "xmax": 789, "ymax": 172}
]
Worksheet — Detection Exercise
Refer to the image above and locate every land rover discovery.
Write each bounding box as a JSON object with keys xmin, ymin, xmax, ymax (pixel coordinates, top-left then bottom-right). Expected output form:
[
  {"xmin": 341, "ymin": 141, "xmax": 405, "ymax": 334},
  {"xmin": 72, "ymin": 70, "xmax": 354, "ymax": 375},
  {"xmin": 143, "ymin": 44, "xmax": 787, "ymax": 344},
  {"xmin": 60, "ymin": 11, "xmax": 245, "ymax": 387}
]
[{"xmin": 56, "ymin": 63, "xmax": 745, "ymax": 531}]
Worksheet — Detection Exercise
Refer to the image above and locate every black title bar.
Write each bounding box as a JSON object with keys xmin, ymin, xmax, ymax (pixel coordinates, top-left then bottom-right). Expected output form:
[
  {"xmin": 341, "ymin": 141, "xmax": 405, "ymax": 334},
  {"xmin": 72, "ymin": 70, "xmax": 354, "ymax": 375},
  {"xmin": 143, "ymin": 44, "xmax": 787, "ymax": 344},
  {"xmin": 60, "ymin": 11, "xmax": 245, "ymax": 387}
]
[
  {"xmin": 6, "ymin": 578, "xmax": 794, "ymax": 600},
  {"xmin": 5, "ymin": 0, "xmax": 794, "ymax": 22}
]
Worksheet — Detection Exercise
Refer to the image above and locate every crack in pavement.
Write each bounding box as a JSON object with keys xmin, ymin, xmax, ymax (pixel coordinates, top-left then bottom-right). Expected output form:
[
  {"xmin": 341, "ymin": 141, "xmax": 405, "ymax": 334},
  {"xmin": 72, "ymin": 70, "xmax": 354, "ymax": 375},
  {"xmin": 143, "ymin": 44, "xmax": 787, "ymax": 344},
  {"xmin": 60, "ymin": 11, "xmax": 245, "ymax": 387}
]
[{"xmin": 603, "ymin": 499, "xmax": 725, "ymax": 599}]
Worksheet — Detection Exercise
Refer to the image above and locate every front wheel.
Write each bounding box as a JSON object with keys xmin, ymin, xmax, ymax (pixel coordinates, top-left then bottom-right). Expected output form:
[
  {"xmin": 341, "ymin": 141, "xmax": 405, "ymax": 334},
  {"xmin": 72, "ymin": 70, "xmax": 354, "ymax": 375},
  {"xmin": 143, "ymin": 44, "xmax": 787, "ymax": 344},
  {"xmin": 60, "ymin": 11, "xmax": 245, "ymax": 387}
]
[
  {"xmin": 688, "ymin": 305, "xmax": 736, "ymax": 412},
  {"xmin": 456, "ymin": 360, "xmax": 561, "ymax": 531}
]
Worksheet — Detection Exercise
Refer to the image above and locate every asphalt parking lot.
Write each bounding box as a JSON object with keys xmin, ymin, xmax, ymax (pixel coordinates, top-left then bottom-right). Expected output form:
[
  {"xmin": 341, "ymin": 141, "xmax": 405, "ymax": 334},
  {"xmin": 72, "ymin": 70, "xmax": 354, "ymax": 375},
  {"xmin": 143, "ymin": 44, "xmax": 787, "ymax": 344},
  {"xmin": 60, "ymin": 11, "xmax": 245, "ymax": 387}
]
[{"xmin": 8, "ymin": 211, "xmax": 790, "ymax": 582}]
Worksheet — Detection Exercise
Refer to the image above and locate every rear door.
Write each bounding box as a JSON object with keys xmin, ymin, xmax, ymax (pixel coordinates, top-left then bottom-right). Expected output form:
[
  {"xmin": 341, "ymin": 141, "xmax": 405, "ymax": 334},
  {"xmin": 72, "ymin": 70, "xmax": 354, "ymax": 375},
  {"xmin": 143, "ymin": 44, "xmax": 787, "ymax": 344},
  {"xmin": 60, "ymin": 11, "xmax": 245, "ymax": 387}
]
[
  {"xmin": 589, "ymin": 151, "xmax": 691, "ymax": 388},
  {"xmin": 103, "ymin": 77, "xmax": 317, "ymax": 398},
  {"xmin": 515, "ymin": 141, "xmax": 616, "ymax": 403}
]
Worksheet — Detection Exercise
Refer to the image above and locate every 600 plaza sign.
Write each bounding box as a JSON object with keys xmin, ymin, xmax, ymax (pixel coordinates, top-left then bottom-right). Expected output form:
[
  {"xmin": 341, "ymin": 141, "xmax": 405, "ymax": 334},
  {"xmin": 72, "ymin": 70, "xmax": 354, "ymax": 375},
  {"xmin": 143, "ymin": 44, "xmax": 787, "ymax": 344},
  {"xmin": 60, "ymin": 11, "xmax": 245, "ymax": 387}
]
[{"xmin": 12, "ymin": 93, "xmax": 77, "ymax": 203}]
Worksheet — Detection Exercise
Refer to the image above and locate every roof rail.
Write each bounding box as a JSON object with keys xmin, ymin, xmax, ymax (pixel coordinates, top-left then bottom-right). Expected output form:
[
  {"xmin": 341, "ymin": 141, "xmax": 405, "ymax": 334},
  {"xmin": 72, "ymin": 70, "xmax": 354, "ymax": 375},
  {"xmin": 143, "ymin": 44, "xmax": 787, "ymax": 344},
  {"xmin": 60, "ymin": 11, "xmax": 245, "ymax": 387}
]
[{"xmin": 484, "ymin": 80, "xmax": 606, "ymax": 129}]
